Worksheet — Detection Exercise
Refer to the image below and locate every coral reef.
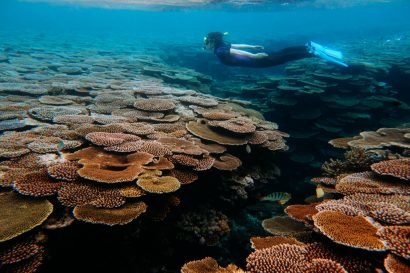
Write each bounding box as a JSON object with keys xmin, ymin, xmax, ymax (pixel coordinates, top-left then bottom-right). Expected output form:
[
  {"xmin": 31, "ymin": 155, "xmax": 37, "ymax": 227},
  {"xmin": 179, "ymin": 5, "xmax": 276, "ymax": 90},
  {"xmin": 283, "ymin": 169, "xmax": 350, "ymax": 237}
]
[
  {"xmin": 0, "ymin": 46, "xmax": 288, "ymax": 271},
  {"xmin": 182, "ymin": 129, "xmax": 410, "ymax": 273}
]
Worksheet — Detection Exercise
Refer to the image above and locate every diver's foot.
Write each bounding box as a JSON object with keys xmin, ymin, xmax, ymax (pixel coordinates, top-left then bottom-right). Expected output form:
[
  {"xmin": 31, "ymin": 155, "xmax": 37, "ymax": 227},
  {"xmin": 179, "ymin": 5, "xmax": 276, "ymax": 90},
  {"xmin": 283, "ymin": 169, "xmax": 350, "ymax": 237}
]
[
  {"xmin": 255, "ymin": 53, "xmax": 268, "ymax": 58},
  {"xmin": 308, "ymin": 41, "xmax": 348, "ymax": 67}
]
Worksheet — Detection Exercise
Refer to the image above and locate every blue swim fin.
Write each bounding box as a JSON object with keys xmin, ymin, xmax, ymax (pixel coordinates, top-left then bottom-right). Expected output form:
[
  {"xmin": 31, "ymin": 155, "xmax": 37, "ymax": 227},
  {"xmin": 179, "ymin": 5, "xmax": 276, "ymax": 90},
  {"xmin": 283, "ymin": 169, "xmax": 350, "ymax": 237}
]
[{"xmin": 308, "ymin": 41, "xmax": 348, "ymax": 67}]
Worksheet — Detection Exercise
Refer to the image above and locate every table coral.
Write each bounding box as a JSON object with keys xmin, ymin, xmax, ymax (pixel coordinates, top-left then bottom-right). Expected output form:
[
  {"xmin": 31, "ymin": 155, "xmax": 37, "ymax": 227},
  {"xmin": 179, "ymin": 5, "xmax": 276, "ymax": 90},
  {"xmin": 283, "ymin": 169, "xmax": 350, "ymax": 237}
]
[
  {"xmin": 371, "ymin": 159, "xmax": 410, "ymax": 180},
  {"xmin": 0, "ymin": 191, "xmax": 53, "ymax": 242},
  {"xmin": 73, "ymin": 201, "xmax": 148, "ymax": 226},
  {"xmin": 312, "ymin": 211, "xmax": 387, "ymax": 251}
]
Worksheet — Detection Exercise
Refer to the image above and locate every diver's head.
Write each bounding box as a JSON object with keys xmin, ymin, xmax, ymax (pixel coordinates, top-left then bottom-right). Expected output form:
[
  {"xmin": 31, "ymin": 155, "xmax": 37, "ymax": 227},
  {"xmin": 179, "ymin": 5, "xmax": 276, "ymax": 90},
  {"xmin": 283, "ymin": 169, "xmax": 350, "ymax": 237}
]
[{"xmin": 204, "ymin": 31, "xmax": 228, "ymax": 50}]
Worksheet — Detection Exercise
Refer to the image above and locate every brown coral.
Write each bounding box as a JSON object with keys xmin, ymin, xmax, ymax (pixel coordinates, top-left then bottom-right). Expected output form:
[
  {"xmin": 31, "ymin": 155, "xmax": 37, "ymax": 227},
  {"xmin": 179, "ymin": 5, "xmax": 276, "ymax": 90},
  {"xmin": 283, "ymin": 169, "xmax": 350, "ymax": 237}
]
[
  {"xmin": 312, "ymin": 210, "xmax": 386, "ymax": 251},
  {"xmin": 54, "ymin": 114, "xmax": 94, "ymax": 124},
  {"xmin": 305, "ymin": 259, "xmax": 348, "ymax": 273},
  {"xmin": 85, "ymin": 132, "xmax": 140, "ymax": 146},
  {"xmin": 248, "ymin": 131, "xmax": 269, "ymax": 145},
  {"xmin": 73, "ymin": 201, "xmax": 147, "ymax": 225},
  {"xmin": 181, "ymin": 257, "xmax": 226, "ymax": 273},
  {"xmin": 186, "ymin": 121, "xmax": 249, "ymax": 145},
  {"xmin": 0, "ymin": 143, "xmax": 30, "ymax": 159},
  {"xmin": 118, "ymin": 186, "xmax": 146, "ymax": 198},
  {"xmin": 366, "ymin": 202, "xmax": 410, "ymax": 225},
  {"xmin": 137, "ymin": 141, "xmax": 172, "ymax": 156},
  {"xmin": 336, "ymin": 172, "xmax": 409, "ymax": 195},
  {"xmin": 347, "ymin": 128, "xmax": 410, "ymax": 149},
  {"xmin": 143, "ymin": 156, "xmax": 174, "ymax": 170},
  {"xmin": 262, "ymin": 216, "xmax": 311, "ymax": 236},
  {"xmin": 74, "ymin": 123, "xmax": 126, "ymax": 136},
  {"xmin": 304, "ymin": 242, "xmax": 375, "ymax": 273},
  {"xmin": 285, "ymin": 203, "xmax": 319, "ymax": 224},
  {"xmin": 158, "ymin": 137, "xmax": 206, "ymax": 155},
  {"xmin": 371, "ymin": 159, "xmax": 410, "ymax": 180},
  {"xmin": 180, "ymin": 96, "xmax": 219, "ymax": 107},
  {"xmin": 209, "ymin": 117, "xmax": 256, "ymax": 134},
  {"xmin": 134, "ymin": 98, "xmax": 176, "ymax": 112},
  {"xmin": 39, "ymin": 95, "xmax": 73, "ymax": 105},
  {"xmin": 118, "ymin": 122, "xmax": 155, "ymax": 135},
  {"xmin": 137, "ymin": 175, "xmax": 181, "ymax": 194},
  {"xmin": 246, "ymin": 244, "xmax": 308, "ymax": 273},
  {"xmin": 343, "ymin": 193, "xmax": 410, "ymax": 212},
  {"xmin": 104, "ymin": 141, "xmax": 144, "ymax": 153},
  {"xmin": 195, "ymin": 155, "xmax": 216, "ymax": 171},
  {"xmin": 0, "ymin": 238, "xmax": 41, "ymax": 264},
  {"xmin": 66, "ymin": 147, "xmax": 154, "ymax": 183},
  {"xmin": 311, "ymin": 177, "xmax": 337, "ymax": 186},
  {"xmin": 329, "ymin": 137, "xmax": 359, "ymax": 149},
  {"xmin": 250, "ymin": 236, "xmax": 305, "ymax": 250},
  {"xmin": 315, "ymin": 200, "xmax": 364, "ymax": 216},
  {"xmin": 57, "ymin": 183, "xmax": 126, "ymax": 208},
  {"xmin": 168, "ymin": 169, "xmax": 198, "ymax": 184},
  {"xmin": 171, "ymin": 154, "xmax": 215, "ymax": 171},
  {"xmin": 377, "ymin": 226, "xmax": 410, "ymax": 259},
  {"xmin": 13, "ymin": 168, "xmax": 64, "ymax": 197},
  {"xmin": 384, "ymin": 254, "xmax": 410, "ymax": 273},
  {"xmin": 1, "ymin": 248, "xmax": 45, "ymax": 273},
  {"xmin": 47, "ymin": 161, "xmax": 80, "ymax": 182},
  {"xmin": 192, "ymin": 139, "xmax": 226, "ymax": 154},
  {"xmin": 201, "ymin": 110, "xmax": 236, "ymax": 120},
  {"xmin": 0, "ymin": 191, "xmax": 53, "ymax": 242},
  {"xmin": 213, "ymin": 154, "xmax": 242, "ymax": 171},
  {"xmin": 27, "ymin": 138, "xmax": 82, "ymax": 153}
]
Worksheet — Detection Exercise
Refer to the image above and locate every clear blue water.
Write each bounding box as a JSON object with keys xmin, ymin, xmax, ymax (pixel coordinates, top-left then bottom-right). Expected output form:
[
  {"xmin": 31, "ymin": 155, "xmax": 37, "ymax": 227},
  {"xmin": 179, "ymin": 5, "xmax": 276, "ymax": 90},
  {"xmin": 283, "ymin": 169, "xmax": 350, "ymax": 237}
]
[{"xmin": 2, "ymin": 0, "xmax": 410, "ymax": 47}]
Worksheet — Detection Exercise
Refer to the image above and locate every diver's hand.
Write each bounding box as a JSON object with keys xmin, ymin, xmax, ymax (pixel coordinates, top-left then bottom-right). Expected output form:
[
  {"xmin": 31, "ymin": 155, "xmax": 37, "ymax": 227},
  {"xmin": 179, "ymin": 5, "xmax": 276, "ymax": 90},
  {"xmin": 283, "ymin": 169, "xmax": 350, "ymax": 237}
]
[{"xmin": 253, "ymin": 45, "xmax": 264, "ymax": 50}]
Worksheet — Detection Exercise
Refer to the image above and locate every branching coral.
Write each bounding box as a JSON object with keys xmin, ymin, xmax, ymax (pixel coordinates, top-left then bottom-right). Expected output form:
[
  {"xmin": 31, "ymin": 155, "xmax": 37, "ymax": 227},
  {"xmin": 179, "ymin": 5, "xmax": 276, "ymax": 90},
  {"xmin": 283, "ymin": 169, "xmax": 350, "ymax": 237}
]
[
  {"xmin": 321, "ymin": 148, "xmax": 375, "ymax": 176},
  {"xmin": 176, "ymin": 208, "xmax": 230, "ymax": 246}
]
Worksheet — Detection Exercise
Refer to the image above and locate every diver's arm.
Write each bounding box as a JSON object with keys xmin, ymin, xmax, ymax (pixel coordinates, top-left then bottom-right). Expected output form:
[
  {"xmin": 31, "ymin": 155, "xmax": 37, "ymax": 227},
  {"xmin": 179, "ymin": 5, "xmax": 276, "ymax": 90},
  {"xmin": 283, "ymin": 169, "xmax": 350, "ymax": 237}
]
[
  {"xmin": 230, "ymin": 48, "xmax": 268, "ymax": 59},
  {"xmin": 231, "ymin": 44, "xmax": 264, "ymax": 49}
]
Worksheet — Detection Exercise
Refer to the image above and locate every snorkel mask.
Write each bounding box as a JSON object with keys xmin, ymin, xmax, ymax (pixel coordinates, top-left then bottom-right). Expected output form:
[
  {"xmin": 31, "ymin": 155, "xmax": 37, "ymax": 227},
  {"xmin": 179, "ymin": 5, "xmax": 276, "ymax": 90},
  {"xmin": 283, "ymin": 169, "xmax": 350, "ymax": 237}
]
[{"xmin": 203, "ymin": 32, "xmax": 229, "ymax": 50}]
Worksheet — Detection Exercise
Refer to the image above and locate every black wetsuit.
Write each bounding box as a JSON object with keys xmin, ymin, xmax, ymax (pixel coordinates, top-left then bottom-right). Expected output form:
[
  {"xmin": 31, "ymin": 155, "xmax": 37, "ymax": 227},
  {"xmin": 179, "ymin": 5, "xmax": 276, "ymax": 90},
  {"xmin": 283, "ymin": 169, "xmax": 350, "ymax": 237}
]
[{"xmin": 214, "ymin": 42, "xmax": 312, "ymax": 68}]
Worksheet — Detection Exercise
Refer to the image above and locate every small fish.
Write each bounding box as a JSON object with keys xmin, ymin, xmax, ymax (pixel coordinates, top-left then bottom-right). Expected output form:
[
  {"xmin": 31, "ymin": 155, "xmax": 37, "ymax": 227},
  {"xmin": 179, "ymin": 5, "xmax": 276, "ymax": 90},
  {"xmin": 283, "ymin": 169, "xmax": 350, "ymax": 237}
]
[
  {"xmin": 57, "ymin": 140, "xmax": 65, "ymax": 152},
  {"xmin": 316, "ymin": 187, "xmax": 325, "ymax": 198},
  {"xmin": 260, "ymin": 192, "xmax": 291, "ymax": 205}
]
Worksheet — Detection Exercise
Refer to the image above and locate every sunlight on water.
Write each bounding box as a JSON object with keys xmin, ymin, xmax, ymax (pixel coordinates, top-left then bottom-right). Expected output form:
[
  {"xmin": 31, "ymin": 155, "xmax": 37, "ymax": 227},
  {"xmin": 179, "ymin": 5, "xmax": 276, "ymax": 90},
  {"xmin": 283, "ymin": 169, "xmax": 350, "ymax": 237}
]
[{"xmin": 21, "ymin": 0, "xmax": 403, "ymax": 9}]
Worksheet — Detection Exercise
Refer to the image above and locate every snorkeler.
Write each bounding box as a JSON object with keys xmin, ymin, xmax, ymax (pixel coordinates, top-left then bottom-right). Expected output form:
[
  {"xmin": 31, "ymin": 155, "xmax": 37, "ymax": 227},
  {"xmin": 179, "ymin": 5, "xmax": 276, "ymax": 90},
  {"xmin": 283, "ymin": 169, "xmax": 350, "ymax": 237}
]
[{"xmin": 204, "ymin": 32, "xmax": 348, "ymax": 68}]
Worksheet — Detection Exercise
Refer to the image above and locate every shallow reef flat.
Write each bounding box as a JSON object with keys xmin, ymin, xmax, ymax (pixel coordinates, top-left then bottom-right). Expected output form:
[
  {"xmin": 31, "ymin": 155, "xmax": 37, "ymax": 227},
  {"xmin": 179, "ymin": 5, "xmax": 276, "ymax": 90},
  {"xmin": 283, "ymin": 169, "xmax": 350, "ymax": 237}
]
[{"xmin": 0, "ymin": 33, "xmax": 288, "ymax": 272}]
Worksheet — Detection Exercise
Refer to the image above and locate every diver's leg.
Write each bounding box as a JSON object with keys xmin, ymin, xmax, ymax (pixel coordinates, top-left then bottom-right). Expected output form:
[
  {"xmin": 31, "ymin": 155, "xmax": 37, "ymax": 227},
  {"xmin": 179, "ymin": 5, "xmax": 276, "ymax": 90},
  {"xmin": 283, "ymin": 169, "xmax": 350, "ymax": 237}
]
[{"xmin": 267, "ymin": 46, "xmax": 312, "ymax": 66}]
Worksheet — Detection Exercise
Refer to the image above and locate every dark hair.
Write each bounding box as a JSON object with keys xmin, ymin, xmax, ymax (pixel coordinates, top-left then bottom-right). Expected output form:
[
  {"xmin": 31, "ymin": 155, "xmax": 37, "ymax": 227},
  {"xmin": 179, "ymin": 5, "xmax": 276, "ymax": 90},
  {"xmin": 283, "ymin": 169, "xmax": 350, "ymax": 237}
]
[{"xmin": 205, "ymin": 32, "xmax": 225, "ymax": 48}]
